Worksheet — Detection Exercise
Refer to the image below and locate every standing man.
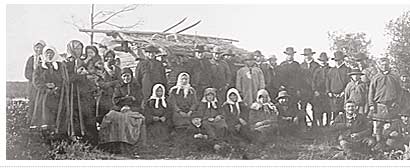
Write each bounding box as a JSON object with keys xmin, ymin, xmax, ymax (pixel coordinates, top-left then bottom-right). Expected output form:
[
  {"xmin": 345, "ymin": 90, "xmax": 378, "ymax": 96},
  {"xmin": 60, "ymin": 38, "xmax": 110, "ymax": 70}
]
[
  {"xmin": 326, "ymin": 51, "xmax": 351, "ymax": 123},
  {"xmin": 223, "ymin": 49, "xmax": 240, "ymax": 87},
  {"xmin": 135, "ymin": 45, "xmax": 167, "ymax": 103},
  {"xmin": 278, "ymin": 47, "xmax": 305, "ymax": 128},
  {"xmin": 300, "ymin": 48, "xmax": 320, "ymax": 127},
  {"xmin": 209, "ymin": 46, "xmax": 232, "ymax": 103},
  {"xmin": 263, "ymin": 55, "xmax": 281, "ymax": 101},
  {"xmin": 236, "ymin": 54, "xmax": 265, "ymax": 106},
  {"xmin": 190, "ymin": 45, "xmax": 212, "ymax": 99},
  {"xmin": 312, "ymin": 52, "xmax": 331, "ymax": 126},
  {"xmin": 25, "ymin": 40, "xmax": 46, "ymax": 123},
  {"xmin": 368, "ymin": 57, "xmax": 402, "ymax": 151}
]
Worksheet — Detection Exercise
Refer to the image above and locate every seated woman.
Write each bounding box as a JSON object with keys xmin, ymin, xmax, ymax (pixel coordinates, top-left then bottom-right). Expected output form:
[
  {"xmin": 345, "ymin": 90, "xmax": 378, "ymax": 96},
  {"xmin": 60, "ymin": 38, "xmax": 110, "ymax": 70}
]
[
  {"xmin": 31, "ymin": 46, "xmax": 69, "ymax": 136},
  {"xmin": 192, "ymin": 88, "xmax": 228, "ymax": 140},
  {"xmin": 168, "ymin": 72, "xmax": 198, "ymax": 132},
  {"xmin": 221, "ymin": 88, "xmax": 252, "ymax": 143},
  {"xmin": 143, "ymin": 84, "xmax": 171, "ymax": 143},
  {"xmin": 249, "ymin": 89, "xmax": 279, "ymax": 144},
  {"xmin": 98, "ymin": 68, "xmax": 146, "ymax": 154}
]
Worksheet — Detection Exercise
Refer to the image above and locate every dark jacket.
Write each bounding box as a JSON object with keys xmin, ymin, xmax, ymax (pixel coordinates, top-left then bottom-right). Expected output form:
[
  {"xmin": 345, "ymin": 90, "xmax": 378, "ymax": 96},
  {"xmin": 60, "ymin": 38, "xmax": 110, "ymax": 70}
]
[
  {"xmin": 344, "ymin": 81, "xmax": 368, "ymax": 106},
  {"xmin": 300, "ymin": 60, "xmax": 320, "ymax": 91},
  {"xmin": 112, "ymin": 81, "xmax": 142, "ymax": 110},
  {"xmin": 210, "ymin": 60, "xmax": 232, "ymax": 89},
  {"xmin": 312, "ymin": 64, "xmax": 331, "ymax": 93},
  {"xmin": 331, "ymin": 113, "xmax": 372, "ymax": 140},
  {"xmin": 326, "ymin": 63, "xmax": 351, "ymax": 94},
  {"xmin": 135, "ymin": 59, "xmax": 167, "ymax": 99},
  {"xmin": 278, "ymin": 61, "xmax": 304, "ymax": 91}
]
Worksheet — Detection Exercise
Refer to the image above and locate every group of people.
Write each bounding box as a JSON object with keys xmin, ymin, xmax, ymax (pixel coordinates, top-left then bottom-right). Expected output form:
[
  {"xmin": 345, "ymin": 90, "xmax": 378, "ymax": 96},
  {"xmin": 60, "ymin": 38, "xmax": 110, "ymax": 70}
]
[{"xmin": 24, "ymin": 39, "xmax": 410, "ymax": 156}]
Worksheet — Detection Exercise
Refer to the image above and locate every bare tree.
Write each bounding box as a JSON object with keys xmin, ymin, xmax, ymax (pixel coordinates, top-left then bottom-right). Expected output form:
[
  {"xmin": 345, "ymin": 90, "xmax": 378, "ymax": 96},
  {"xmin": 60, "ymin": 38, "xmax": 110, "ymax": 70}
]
[{"xmin": 66, "ymin": 4, "xmax": 144, "ymax": 45}]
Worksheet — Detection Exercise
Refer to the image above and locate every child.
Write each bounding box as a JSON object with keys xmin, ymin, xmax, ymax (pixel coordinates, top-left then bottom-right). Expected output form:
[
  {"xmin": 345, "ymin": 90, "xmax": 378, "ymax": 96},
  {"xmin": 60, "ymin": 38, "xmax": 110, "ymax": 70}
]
[
  {"xmin": 143, "ymin": 84, "xmax": 171, "ymax": 143},
  {"xmin": 331, "ymin": 101, "xmax": 375, "ymax": 157},
  {"xmin": 275, "ymin": 90, "xmax": 301, "ymax": 135},
  {"xmin": 249, "ymin": 89, "xmax": 279, "ymax": 144},
  {"xmin": 192, "ymin": 88, "xmax": 228, "ymax": 139},
  {"xmin": 344, "ymin": 69, "xmax": 368, "ymax": 115},
  {"xmin": 221, "ymin": 88, "xmax": 252, "ymax": 143}
]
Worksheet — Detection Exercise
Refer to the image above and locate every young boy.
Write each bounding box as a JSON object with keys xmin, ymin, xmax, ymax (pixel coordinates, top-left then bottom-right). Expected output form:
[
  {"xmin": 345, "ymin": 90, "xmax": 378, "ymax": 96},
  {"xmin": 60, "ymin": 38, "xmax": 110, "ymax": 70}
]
[
  {"xmin": 331, "ymin": 101, "xmax": 375, "ymax": 157},
  {"xmin": 344, "ymin": 69, "xmax": 368, "ymax": 115},
  {"xmin": 275, "ymin": 90, "xmax": 301, "ymax": 135}
]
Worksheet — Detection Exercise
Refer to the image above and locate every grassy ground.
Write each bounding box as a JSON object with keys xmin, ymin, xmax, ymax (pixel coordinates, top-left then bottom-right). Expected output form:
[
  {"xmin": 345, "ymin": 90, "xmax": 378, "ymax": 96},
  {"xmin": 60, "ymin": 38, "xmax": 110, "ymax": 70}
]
[{"xmin": 6, "ymin": 100, "xmax": 407, "ymax": 160}]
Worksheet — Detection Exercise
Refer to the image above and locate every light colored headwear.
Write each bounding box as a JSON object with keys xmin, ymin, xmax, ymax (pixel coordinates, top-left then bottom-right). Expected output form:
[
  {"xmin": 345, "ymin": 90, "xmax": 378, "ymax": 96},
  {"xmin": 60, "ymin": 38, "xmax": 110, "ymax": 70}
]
[
  {"xmin": 201, "ymin": 88, "xmax": 218, "ymax": 109},
  {"xmin": 169, "ymin": 72, "xmax": 193, "ymax": 98},
  {"xmin": 33, "ymin": 40, "xmax": 46, "ymax": 48},
  {"xmin": 66, "ymin": 40, "xmax": 84, "ymax": 58},
  {"xmin": 251, "ymin": 89, "xmax": 275, "ymax": 110},
  {"xmin": 149, "ymin": 84, "xmax": 167, "ymax": 108},
  {"xmin": 225, "ymin": 88, "xmax": 243, "ymax": 115},
  {"xmin": 41, "ymin": 46, "xmax": 63, "ymax": 69}
]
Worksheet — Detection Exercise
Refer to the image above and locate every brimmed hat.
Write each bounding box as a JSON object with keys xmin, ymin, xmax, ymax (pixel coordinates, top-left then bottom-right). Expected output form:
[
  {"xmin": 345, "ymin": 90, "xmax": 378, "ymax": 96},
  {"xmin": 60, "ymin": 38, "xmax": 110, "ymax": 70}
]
[
  {"xmin": 144, "ymin": 45, "xmax": 161, "ymax": 53},
  {"xmin": 332, "ymin": 51, "xmax": 346, "ymax": 61},
  {"xmin": 222, "ymin": 49, "xmax": 235, "ymax": 56},
  {"xmin": 318, "ymin": 52, "xmax": 329, "ymax": 61},
  {"xmin": 301, "ymin": 48, "xmax": 316, "ymax": 56},
  {"xmin": 253, "ymin": 50, "xmax": 263, "ymax": 57},
  {"xmin": 212, "ymin": 46, "xmax": 223, "ymax": 54},
  {"xmin": 348, "ymin": 69, "xmax": 364, "ymax": 76},
  {"xmin": 284, "ymin": 47, "xmax": 296, "ymax": 55},
  {"xmin": 352, "ymin": 52, "xmax": 367, "ymax": 61},
  {"xmin": 268, "ymin": 55, "xmax": 277, "ymax": 61},
  {"xmin": 243, "ymin": 54, "xmax": 256, "ymax": 61},
  {"xmin": 276, "ymin": 90, "xmax": 290, "ymax": 100}
]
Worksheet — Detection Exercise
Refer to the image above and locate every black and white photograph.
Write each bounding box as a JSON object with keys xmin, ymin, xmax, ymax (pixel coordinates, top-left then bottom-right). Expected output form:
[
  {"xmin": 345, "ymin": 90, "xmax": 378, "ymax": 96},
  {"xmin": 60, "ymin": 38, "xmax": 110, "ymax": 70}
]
[{"xmin": 4, "ymin": 2, "xmax": 410, "ymax": 162}]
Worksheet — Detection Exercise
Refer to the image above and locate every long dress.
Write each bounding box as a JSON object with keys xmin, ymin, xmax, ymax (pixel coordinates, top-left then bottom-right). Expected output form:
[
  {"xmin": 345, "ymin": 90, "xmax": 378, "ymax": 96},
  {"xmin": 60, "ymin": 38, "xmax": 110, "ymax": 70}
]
[
  {"xmin": 25, "ymin": 55, "xmax": 41, "ymax": 124},
  {"xmin": 143, "ymin": 99, "xmax": 171, "ymax": 142},
  {"xmin": 193, "ymin": 102, "xmax": 228, "ymax": 139},
  {"xmin": 31, "ymin": 62, "xmax": 69, "ymax": 133},
  {"xmin": 99, "ymin": 80, "xmax": 146, "ymax": 146},
  {"xmin": 168, "ymin": 87, "xmax": 198, "ymax": 129}
]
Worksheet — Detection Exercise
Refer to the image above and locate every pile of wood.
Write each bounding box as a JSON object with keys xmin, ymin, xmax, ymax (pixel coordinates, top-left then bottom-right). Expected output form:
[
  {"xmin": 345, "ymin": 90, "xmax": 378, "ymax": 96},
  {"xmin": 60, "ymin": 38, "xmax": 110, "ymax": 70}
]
[{"xmin": 79, "ymin": 28, "xmax": 249, "ymax": 68}]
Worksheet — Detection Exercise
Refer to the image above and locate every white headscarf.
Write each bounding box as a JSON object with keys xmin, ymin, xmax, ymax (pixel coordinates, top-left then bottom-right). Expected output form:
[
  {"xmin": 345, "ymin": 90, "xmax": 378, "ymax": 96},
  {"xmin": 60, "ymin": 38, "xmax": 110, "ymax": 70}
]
[
  {"xmin": 169, "ymin": 72, "xmax": 193, "ymax": 98},
  {"xmin": 41, "ymin": 46, "xmax": 63, "ymax": 70},
  {"xmin": 251, "ymin": 89, "xmax": 276, "ymax": 111},
  {"xmin": 149, "ymin": 83, "xmax": 167, "ymax": 108},
  {"xmin": 32, "ymin": 40, "xmax": 46, "ymax": 70},
  {"xmin": 201, "ymin": 88, "xmax": 218, "ymax": 109},
  {"xmin": 225, "ymin": 88, "xmax": 243, "ymax": 115}
]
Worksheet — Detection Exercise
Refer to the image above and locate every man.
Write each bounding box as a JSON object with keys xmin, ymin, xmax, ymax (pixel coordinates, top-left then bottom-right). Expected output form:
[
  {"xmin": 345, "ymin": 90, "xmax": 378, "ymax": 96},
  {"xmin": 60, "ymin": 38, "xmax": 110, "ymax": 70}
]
[
  {"xmin": 278, "ymin": 47, "xmax": 305, "ymax": 127},
  {"xmin": 331, "ymin": 101, "xmax": 375, "ymax": 158},
  {"xmin": 300, "ymin": 48, "xmax": 320, "ymax": 127},
  {"xmin": 222, "ymin": 49, "xmax": 241, "ymax": 87},
  {"xmin": 262, "ymin": 55, "xmax": 281, "ymax": 101},
  {"xmin": 312, "ymin": 52, "xmax": 331, "ymax": 126},
  {"xmin": 353, "ymin": 52, "xmax": 378, "ymax": 85},
  {"xmin": 344, "ymin": 69, "xmax": 368, "ymax": 115},
  {"xmin": 236, "ymin": 54, "xmax": 265, "ymax": 106},
  {"xmin": 368, "ymin": 57, "xmax": 402, "ymax": 150},
  {"xmin": 25, "ymin": 40, "xmax": 46, "ymax": 123},
  {"xmin": 209, "ymin": 46, "xmax": 232, "ymax": 102},
  {"xmin": 326, "ymin": 51, "xmax": 351, "ymax": 122},
  {"xmin": 189, "ymin": 45, "xmax": 212, "ymax": 99},
  {"xmin": 134, "ymin": 45, "xmax": 167, "ymax": 102}
]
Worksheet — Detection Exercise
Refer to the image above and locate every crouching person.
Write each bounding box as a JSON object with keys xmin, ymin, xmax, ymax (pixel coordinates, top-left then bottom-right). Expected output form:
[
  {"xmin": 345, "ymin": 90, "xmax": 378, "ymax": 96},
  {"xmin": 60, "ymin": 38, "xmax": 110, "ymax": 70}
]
[
  {"xmin": 222, "ymin": 88, "xmax": 252, "ymax": 143},
  {"xmin": 331, "ymin": 101, "xmax": 375, "ymax": 158},
  {"xmin": 99, "ymin": 68, "xmax": 146, "ymax": 154},
  {"xmin": 380, "ymin": 111, "xmax": 410, "ymax": 151},
  {"xmin": 249, "ymin": 89, "xmax": 279, "ymax": 145},
  {"xmin": 143, "ymin": 84, "xmax": 171, "ymax": 143},
  {"xmin": 192, "ymin": 88, "xmax": 228, "ymax": 140},
  {"xmin": 275, "ymin": 90, "xmax": 301, "ymax": 136}
]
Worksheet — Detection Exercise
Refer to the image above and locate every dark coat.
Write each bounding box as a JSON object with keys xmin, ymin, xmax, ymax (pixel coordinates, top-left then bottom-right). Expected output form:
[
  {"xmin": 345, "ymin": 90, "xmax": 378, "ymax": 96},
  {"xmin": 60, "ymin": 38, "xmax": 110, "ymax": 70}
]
[
  {"xmin": 221, "ymin": 102, "xmax": 249, "ymax": 129},
  {"xmin": 112, "ymin": 81, "xmax": 142, "ymax": 110},
  {"xmin": 143, "ymin": 99, "xmax": 171, "ymax": 141},
  {"xmin": 135, "ymin": 59, "xmax": 167, "ymax": 99},
  {"xmin": 300, "ymin": 60, "xmax": 320, "ymax": 91},
  {"xmin": 326, "ymin": 64, "xmax": 351, "ymax": 94},
  {"xmin": 312, "ymin": 64, "xmax": 331, "ymax": 93},
  {"xmin": 344, "ymin": 81, "xmax": 368, "ymax": 106},
  {"xmin": 278, "ymin": 61, "xmax": 304, "ymax": 92},
  {"xmin": 209, "ymin": 60, "xmax": 232, "ymax": 89},
  {"xmin": 331, "ymin": 113, "xmax": 372, "ymax": 141}
]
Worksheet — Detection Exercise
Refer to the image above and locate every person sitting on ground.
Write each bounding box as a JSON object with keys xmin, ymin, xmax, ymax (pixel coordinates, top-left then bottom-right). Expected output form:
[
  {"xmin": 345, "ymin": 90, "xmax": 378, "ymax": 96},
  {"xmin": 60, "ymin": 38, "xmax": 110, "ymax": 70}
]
[
  {"xmin": 331, "ymin": 101, "xmax": 375, "ymax": 158},
  {"xmin": 275, "ymin": 90, "xmax": 301, "ymax": 135},
  {"xmin": 221, "ymin": 88, "xmax": 252, "ymax": 143},
  {"xmin": 143, "ymin": 83, "xmax": 171, "ymax": 143},
  {"xmin": 98, "ymin": 68, "xmax": 146, "ymax": 154},
  {"xmin": 376, "ymin": 110, "xmax": 410, "ymax": 152},
  {"xmin": 249, "ymin": 89, "xmax": 279, "ymax": 144},
  {"xmin": 192, "ymin": 88, "xmax": 228, "ymax": 140}
]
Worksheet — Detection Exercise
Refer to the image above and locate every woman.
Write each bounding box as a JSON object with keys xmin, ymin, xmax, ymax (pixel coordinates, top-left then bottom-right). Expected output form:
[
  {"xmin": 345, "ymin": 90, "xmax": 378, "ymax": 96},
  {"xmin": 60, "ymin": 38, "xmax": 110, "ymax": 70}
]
[
  {"xmin": 168, "ymin": 72, "xmax": 198, "ymax": 131},
  {"xmin": 249, "ymin": 89, "xmax": 279, "ymax": 144},
  {"xmin": 65, "ymin": 40, "xmax": 98, "ymax": 145},
  {"xmin": 221, "ymin": 88, "xmax": 251, "ymax": 142},
  {"xmin": 143, "ymin": 84, "xmax": 171, "ymax": 142},
  {"xmin": 99, "ymin": 68, "xmax": 146, "ymax": 153},
  {"xmin": 192, "ymin": 88, "xmax": 227, "ymax": 139},
  {"xmin": 84, "ymin": 45, "xmax": 102, "ymax": 74},
  {"xmin": 31, "ymin": 46, "xmax": 69, "ymax": 135}
]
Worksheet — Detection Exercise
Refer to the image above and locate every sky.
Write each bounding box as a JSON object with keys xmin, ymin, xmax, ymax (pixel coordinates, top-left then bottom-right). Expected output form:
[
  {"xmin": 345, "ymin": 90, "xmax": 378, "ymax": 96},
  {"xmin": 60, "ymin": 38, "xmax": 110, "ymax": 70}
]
[{"xmin": 6, "ymin": 4, "xmax": 410, "ymax": 81}]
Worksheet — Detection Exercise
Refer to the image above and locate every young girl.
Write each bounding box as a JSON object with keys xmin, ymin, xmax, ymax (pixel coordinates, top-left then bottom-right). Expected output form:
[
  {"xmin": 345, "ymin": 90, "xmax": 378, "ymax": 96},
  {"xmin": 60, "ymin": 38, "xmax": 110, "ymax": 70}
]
[
  {"xmin": 143, "ymin": 84, "xmax": 171, "ymax": 142},
  {"xmin": 192, "ymin": 88, "xmax": 227, "ymax": 139},
  {"xmin": 249, "ymin": 89, "xmax": 279, "ymax": 144},
  {"xmin": 221, "ymin": 88, "xmax": 251, "ymax": 142}
]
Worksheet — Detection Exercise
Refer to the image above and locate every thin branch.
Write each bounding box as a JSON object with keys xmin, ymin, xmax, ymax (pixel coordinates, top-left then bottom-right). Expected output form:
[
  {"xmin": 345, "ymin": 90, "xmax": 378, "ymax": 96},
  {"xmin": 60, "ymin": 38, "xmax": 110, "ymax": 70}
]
[
  {"xmin": 103, "ymin": 20, "xmax": 143, "ymax": 29},
  {"xmin": 93, "ymin": 4, "xmax": 139, "ymax": 27}
]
